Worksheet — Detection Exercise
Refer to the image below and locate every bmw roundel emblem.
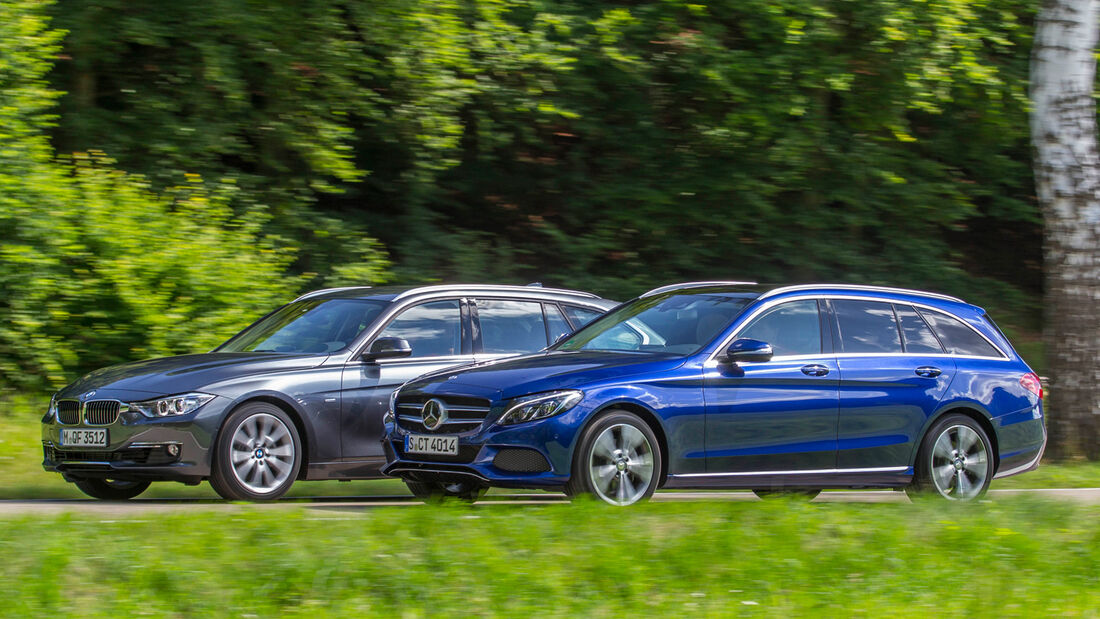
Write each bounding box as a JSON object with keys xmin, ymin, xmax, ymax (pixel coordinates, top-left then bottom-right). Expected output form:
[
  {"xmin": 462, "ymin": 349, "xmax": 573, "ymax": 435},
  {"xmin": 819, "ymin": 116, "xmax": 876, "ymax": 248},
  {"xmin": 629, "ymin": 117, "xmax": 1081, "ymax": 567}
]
[
  {"xmin": 421, "ymin": 398, "xmax": 448, "ymax": 431},
  {"xmin": 82, "ymin": 390, "xmax": 96, "ymax": 401}
]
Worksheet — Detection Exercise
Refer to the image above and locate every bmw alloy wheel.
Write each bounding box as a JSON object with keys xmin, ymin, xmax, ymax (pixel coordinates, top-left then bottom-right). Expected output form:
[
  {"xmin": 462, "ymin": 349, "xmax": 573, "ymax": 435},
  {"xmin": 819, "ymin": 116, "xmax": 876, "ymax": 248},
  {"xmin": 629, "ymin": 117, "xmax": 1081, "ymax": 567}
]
[{"xmin": 229, "ymin": 412, "xmax": 295, "ymax": 494}]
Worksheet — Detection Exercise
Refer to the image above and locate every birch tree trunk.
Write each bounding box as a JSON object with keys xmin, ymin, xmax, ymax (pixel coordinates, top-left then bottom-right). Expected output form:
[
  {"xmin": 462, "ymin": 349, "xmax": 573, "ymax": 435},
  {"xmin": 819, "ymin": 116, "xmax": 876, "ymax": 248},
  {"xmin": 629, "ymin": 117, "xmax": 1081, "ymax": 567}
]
[{"xmin": 1031, "ymin": 0, "xmax": 1100, "ymax": 459}]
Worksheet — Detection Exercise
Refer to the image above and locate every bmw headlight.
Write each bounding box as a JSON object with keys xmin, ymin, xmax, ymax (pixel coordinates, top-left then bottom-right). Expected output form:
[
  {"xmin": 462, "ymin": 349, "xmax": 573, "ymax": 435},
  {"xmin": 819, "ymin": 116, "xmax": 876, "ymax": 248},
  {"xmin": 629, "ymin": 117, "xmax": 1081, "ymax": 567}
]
[
  {"xmin": 383, "ymin": 388, "xmax": 399, "ymax": 424},
  {"xmin": 498, "ymin": 390, "xmax": 583, "ymax": 426},
  {"xmin": 43, "ymin": 393, "xmax": 58, "ymax": 422},
  {"xmin": 131, "ymin": 393, "xmax": 215, "ymax": 418}
]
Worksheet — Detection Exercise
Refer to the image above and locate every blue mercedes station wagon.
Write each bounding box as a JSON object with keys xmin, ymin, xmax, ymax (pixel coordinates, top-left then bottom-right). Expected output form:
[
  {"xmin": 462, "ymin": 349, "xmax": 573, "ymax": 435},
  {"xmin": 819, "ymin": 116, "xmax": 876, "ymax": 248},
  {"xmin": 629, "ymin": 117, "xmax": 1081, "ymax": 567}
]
[{"xmin": 382, "ymin": 282, "xmax": 1046, "ymax": 505}]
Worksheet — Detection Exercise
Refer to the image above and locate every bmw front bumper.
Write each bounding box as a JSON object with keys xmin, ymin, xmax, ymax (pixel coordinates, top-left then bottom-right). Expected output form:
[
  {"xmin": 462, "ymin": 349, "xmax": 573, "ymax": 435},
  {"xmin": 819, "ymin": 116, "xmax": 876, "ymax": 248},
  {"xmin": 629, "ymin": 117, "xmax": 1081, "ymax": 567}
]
[{"xmin": 41, "ymin": 395, "xmax": 233, "ymax": 484}]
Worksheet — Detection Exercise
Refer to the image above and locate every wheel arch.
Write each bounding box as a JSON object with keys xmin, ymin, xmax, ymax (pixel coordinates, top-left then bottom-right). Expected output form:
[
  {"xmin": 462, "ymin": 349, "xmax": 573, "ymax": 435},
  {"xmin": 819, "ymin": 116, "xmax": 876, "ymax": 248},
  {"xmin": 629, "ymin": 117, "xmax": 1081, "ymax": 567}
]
[
  {"xmin": 582, "ymin": 400, "xmax": 670, "ymax": 487},
  {"xmin": 219, "ymin": 393, "xmax": 312, "ymax": 480},
  {"xmin": 913, "ymin": 403, "xmax": 1000, "ymax": 474}
]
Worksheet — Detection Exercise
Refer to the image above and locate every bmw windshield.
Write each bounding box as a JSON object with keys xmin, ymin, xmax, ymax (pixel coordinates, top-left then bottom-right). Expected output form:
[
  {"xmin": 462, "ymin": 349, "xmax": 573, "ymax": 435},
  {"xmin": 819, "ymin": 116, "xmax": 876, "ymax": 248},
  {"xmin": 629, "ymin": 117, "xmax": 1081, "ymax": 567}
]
[
  {"xmin": 218, "ymin": 298, "xmax": 389, "ymax": 354},
  {"xmin": 555, "ymin": 291, "xmax": 758, "ymax": 355}
]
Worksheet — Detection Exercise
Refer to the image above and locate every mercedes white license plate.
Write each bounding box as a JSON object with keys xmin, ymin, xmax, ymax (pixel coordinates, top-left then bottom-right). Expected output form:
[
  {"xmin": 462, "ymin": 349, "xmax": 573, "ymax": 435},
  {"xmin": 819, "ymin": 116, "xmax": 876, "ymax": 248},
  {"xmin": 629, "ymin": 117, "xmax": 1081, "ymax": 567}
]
[
  {"xmin": 405, "ymin": 434, "xmax": 458, "ymax": 456},
  {"xmin": 60, "ymin": 428, "xmax": 108, "ymax": 447}
]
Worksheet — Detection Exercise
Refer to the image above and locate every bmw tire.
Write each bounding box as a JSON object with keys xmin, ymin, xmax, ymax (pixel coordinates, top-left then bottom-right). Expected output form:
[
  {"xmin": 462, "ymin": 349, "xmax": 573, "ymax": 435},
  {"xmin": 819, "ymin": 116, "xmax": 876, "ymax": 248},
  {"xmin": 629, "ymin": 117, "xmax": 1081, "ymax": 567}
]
[{"xmin": 209, "ymin": 402, "xmax": 302, "ymax": 501}]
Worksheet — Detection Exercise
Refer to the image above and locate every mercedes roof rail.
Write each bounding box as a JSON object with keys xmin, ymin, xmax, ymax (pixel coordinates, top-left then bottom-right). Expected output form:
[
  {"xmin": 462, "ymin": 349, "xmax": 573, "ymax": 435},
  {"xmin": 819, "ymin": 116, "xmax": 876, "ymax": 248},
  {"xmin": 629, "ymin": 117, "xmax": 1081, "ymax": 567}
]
[
  {"xmin": 293, "ymin": 286, "xmax": 373, "ymax": 302},
  {"xmin": 758, "ymin": 284, "xmax": 965, "ymax": 304},
  {"xmin": 640, "ymin": 281, "xmax": 760, "ymax": 298},
  {"xmin": 392, "ymin": 284, "xmax": 601, "ymax": 301}
]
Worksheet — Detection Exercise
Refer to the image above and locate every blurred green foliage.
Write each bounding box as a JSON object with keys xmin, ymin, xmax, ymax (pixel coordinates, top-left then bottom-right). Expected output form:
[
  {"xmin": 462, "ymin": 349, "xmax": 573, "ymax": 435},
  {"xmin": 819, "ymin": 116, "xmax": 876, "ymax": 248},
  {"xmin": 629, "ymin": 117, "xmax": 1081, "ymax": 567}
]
[
  {"xmin": 48, "ymin": 0, "xmax": 1040, "ymax": 297},
  {"xmin": 0, "ymin": 1, "xmax": 376, "ymax": 392},
  {"xmin": 1, "ymin": 0, "xmax": 1047, "ymax": 389}
]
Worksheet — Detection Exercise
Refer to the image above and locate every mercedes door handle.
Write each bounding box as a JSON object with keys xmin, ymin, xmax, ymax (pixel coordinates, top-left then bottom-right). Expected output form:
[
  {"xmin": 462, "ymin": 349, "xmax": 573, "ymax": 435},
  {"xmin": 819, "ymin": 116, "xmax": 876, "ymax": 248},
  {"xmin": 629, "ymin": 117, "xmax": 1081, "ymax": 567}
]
[
  {"xmin": 915, "ymin": 366, "xmax": 942, "ymax": 378},
  {"xmin": 801, "ymin": 364, "xmax": 830, "ymax": 377}
]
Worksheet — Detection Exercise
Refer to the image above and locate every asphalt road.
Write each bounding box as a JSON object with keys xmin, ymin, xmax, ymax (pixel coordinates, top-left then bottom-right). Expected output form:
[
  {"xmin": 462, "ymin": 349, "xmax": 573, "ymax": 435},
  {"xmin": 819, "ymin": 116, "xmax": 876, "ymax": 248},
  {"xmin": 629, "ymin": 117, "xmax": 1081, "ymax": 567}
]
[{"xmin": 0, "ymin": 488, "xmax": 1097, "ymax": 516}]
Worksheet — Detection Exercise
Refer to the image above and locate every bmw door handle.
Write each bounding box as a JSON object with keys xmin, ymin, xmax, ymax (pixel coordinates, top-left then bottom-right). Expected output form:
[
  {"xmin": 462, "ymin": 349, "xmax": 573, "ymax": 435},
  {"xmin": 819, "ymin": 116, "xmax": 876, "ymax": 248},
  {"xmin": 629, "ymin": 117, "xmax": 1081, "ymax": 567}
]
[
  {"xmin": 915, "ymin": 366, "xmax": 942, "ymax": 378},
  {"xmin": 801, "ymin": 364, "xmax": 830, "ymax": 377}
]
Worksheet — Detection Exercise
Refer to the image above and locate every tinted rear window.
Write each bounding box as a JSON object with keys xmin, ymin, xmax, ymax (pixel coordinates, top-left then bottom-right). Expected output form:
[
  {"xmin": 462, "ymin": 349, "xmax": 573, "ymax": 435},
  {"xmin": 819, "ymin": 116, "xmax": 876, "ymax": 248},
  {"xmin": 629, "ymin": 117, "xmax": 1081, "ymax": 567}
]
[
  {"xmin": 918, "ymin": 309, "xmax": 1004, "ymax": 358},
  {"xmin": 833, "ymin": 300, "xmax": 903, "ymax": 353},
  {"xmin": 894, "ymin": 305, "xmax": 944, "ymax": 354}
]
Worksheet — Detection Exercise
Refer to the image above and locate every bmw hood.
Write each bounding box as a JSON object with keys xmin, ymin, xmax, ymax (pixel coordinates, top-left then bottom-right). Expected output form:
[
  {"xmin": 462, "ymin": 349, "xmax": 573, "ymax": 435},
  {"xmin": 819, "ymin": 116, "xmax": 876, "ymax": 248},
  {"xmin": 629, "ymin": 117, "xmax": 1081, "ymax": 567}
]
[
  {"xmin": 58, "ymin": 353, "xmax": 330, "ymax": 399},
  {"xmin": 408, "ymin": 351, "xmax": 687, "ymax": 401}
]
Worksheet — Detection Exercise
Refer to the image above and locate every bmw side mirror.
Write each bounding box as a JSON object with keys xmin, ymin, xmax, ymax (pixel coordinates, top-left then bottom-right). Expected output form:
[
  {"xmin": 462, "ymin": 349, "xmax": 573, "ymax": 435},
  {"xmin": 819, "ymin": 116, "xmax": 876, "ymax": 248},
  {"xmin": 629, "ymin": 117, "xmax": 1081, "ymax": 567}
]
[
  {"xmin": 362, "ymin": 337, "xmax": 413, "ymax": 361},
  {"xmin": 723, "ymin": 338, "xmax": 773, "ymax": 364}
]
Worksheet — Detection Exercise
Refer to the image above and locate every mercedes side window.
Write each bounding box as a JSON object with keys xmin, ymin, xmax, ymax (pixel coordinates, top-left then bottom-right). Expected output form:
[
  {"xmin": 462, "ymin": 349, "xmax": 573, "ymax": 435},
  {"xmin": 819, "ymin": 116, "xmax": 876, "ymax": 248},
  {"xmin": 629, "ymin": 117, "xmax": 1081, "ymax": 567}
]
[
  {"xmin": 738, "ymin": 300, "xmax": 822, "ymax": 356},
  {"xmin": 477, "ymin": 299, "xmax": 548, "ymax": 354},
  {"xmin": 917, "ymin": 309, "xmax": 1003, "ymax": 358},
  {"xmin": 563, "ymin": 305, "xmax": 603, "ymax": 329},
  {"xmin": 894, "ymin": 305, "xmax": 945, "ymax": 354},
  {"xmin": 833, "ymin": 299, "xmax": 903, "ymax": 353},
  {"xmin": 377, "ymin": 300, "xmax": 462, "ymax": 358},
  {"xmin": 545, "ymin": 303, "xmax": 572, "ymax": 345}
]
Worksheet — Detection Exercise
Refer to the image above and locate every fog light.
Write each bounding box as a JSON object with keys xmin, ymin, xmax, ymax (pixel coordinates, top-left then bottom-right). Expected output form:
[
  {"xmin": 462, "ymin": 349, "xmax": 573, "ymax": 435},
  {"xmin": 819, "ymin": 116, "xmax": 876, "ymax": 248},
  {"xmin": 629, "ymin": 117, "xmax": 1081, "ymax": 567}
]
[{"xmin": 166, "ymin": 444, "xmax": 181, "ymax": 457}]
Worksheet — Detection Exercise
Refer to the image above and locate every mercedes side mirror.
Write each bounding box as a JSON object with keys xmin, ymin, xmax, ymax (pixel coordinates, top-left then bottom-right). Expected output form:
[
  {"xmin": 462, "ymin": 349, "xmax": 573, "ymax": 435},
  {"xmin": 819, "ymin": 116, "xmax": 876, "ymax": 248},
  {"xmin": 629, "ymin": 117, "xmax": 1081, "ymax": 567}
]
[
  {"xmin": 362, "ymin": 337, "xmax": 413, "ymax": 361},
  {"xmin": 722, "ymin": 338, "xmax": 773, "ymax": 364}
]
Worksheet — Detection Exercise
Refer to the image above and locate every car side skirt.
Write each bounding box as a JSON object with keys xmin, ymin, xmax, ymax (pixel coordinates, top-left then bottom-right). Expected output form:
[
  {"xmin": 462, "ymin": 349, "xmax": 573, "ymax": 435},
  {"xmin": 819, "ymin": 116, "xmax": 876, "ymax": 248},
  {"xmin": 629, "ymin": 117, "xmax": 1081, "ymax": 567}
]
[
  {"xmin": 304, "ymin": 458, "xmax": 388, "ymax": 480},
  {"xmin": 663, "ymin": 466, "xmax": 913, "ymax": 490}
]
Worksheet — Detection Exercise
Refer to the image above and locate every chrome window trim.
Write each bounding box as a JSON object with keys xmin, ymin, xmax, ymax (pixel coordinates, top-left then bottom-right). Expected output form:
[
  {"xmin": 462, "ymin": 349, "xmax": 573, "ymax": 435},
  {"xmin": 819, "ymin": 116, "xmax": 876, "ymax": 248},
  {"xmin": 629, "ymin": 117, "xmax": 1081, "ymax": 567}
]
[
  {"xmin": 705, "ymin": 293, "xmax": 1009, "ymax": 364},
  {"xmin": 640, "ymin": 281, "xmax": 759, "ymax": 298},
  {"xmin": 759, "ymin": 284, "xmax": 964, "ymax": 304},
  {"xmin": 671, "ymin": 465, "xmax": 909, "ymax": 478}
]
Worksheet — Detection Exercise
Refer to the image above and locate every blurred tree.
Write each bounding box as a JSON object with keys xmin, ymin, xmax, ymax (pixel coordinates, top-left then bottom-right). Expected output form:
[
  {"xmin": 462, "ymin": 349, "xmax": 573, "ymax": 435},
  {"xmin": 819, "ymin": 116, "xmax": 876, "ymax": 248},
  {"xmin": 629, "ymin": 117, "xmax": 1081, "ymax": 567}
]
[
  {"xmin": 0, "ymin": 1, "xmax": 303, "ymax": 391},
  {"xmin": 356, "ymin": 0, "xmax": 1042, "ymax": 320},
  {"xmin": 46, "ymin": 1, "xmax": 1042, "ymax": 324},
  {"xmin": 1030, "ymin": 0, "xmax": 1100, "ymax": 459},
  {"xmin": 49, "ymin": 0, "xmax": 391, "ymax": 288}
]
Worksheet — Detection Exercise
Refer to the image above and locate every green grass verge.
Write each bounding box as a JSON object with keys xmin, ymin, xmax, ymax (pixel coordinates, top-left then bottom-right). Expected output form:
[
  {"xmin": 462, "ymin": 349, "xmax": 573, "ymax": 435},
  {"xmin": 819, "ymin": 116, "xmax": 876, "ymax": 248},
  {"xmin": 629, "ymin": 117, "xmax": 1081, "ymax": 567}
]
[
  {"xmin": 3, "ymin": 395, "xmax": 1096, "ymax": 499},
  {"xmin": 2, "ymin": 498, "xmax": 1098, "ymax": 616}
]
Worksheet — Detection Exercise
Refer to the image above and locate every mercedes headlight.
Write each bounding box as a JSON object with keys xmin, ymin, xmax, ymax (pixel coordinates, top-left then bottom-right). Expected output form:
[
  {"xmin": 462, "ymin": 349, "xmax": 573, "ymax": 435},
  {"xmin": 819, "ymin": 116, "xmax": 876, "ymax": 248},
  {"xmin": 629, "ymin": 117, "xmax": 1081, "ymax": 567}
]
[
  {"xmin": 498, "ymin": 390, "xmax": 583, "ymax": 426},
  {"xmin": 131, "ymin": 393, "xmax": 215, "ymax": 418}
]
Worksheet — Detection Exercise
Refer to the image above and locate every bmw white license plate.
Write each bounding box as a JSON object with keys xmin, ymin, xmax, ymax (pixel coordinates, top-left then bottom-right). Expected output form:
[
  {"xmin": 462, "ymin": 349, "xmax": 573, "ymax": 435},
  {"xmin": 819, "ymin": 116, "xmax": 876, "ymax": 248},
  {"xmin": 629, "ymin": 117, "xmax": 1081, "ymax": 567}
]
[
  {"xmin": 405, "ymin": 434, "xmax": 458, "ymax": 457},
  {"xmin": 60, "ymin": 428, "xmax": 108, "ymax": 448}
]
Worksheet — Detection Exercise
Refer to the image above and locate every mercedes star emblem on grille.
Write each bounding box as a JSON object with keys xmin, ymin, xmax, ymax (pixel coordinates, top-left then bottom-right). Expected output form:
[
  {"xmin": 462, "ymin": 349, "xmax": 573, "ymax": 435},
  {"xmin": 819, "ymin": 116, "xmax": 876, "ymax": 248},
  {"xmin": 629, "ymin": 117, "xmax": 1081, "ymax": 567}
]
[{"xmin": 421, "ymin": 398, "xmax": 448, "ymax": 431}]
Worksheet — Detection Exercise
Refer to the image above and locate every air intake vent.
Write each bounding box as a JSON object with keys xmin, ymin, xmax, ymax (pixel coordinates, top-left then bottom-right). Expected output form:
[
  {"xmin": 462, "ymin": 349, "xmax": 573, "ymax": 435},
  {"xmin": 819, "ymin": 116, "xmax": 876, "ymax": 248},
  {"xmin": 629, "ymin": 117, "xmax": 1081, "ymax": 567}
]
[
  {"xmin": 493, "ymin": 448, "xmax": 551, "ymax": 473},
  {"xmin": 57, "ymin": 401, "xmax": 81, "ymax": 425}
]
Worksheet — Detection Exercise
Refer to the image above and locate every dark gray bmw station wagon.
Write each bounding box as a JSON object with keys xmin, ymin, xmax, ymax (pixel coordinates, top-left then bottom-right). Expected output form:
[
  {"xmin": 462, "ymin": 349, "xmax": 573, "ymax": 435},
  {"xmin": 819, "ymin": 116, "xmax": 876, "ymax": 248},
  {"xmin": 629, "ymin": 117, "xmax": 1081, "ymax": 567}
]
[{"xmin": 41, "ymin": 284, "xmax": 614, "ymax": 500}]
